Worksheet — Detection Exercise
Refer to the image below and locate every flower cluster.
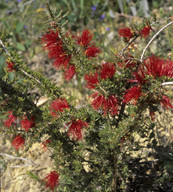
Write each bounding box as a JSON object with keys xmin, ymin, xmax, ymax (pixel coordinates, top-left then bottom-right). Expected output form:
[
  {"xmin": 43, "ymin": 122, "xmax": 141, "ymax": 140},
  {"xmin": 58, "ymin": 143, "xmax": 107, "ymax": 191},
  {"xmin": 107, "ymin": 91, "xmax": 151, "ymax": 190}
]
[
  {"xmin": 21, "ymin": 116, "xmax": 35, "ymax": 132},
  {"xmin": 144, "ymin": 55, "xmax": 173, "ymax": 78},
  {"xmin": 11, "ymin": 135, "xmax": 25, "ymax": 151},
  {"xmin": 42, "ymin": 29, "xmax": 101, "ymax": 81},
  {"xmin": 50, "ymin": 98, "xmax": 69, "ymax": 117},
  {"xmin": 67, "ymin": 119, "xmax": 88, "ymax": 140},
  {"xmin": 4, "ymin": 111, "xmax": 17, "ymax": 127},
  {"xmin": 123, "ymin": 55, "xmax": 173, "ymax": 109},
  {"xmin": 140, "ymin": 25, "xmax": 153, "ymax": 38},
  {"xmin": 118, "ymin": 23, "xmax": 153, "ymax": 40},
  {"xmin": 85, "ymin": 62, "xmax": 115, "ymax": 89},
  {"xmin": 77, "ymin": 29, "xmax": 101, "ymax": 58},
  {"xmin": 43, "ymin": 171, "xmax": 59, "ymax": 191},
  {"xmin": 118, "ymin": 27, "xmax": 134, "ymax": 40},
  {"xmin": 84, "ymin": 62, "xmax": 117, "ymax": 115},
  {"xmin": 42, "ymin": 30, "xmax": 73, "ymax": 80},
  {"xmin": 91, "ymin": 92, "xmax": 118, "ymax": 116}
]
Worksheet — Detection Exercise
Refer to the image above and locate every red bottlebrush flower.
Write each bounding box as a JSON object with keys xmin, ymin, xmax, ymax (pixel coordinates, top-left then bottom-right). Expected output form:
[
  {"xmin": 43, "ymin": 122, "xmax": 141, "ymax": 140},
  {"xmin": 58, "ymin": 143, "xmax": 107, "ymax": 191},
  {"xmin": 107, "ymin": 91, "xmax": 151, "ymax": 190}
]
[
  {"xmin": 42, "ymin": 30, "xmax": 60, "ymax": 48},
  {"xmin": 4, "ymin": 111, "xmax": 17, "ymax": 127},
  {"xmin": 140, "ymin": 25, "xmax": 152, "ymax": 38},
  {"xmin": 123, "ymin": 86, "xmax": 142, "ymax": 104},
  {"xmin": 21, "ymin": 117, "xmax": 35, "ymax": 132},
  {"xmin": 160, "ymin": 95, "xmax": 173, "ymax": 110},
  {"xmin": 43, "ymin": 171, "xmax": 59, "ymax": 191},
  {"xmin": 42, "ymin": 30, "xmax": 71, "ymax": 69},
  {"xmin": 91, "ymin": 92, "xmax": 118, "ymax": 116},
  {"xmin": 42, "ymin": 139, "xmax": 51, "ymax": 151},
  {"xmin": 67, "ymin": 119, "xmax": 88, "ymax": 140},
  {"xmin": 85, "ymin": 72, "xmax": 99, "ymax": 89},
  {"xmin": 6, "ymin": 61, "xmax": 15, "ymax": 72},
  {"xmin": 118, "ymin": 27, "xmax": 133, "ymax": 40},
  {"xmin": 100, "ymin": 63, "xmax": 115, "ymax": 80},
  {"xmin": 144, "ymin": 55, "xmax": 173, "ymax": 78},
  {"xmin": 85, "ymin": 46, "xmax": 101, "ymax": 58},
  {"xmin": 50, "ymin": 98, "xmax": 69, "ymax": 117},
  {"xmin": 129, "ymin": 70, "xmax": 147, "ymax": 85},
  {"xmin": 161, "ymin": 60, "xmax": 173, "ymax": 78},
  {"xmin": 77, "ymin": 29, "xmax": 93, "ymax": 47},
  {"xmin": 64, "ymin": 65, "xmax": 76, "ymax": 81},
  {"xmin": 11, "ymin": 135, "xmax": 25, "ymax": 151},
  {"xmin": 53, "ymin": 54, "xmax": 71, "ymax": 69}
]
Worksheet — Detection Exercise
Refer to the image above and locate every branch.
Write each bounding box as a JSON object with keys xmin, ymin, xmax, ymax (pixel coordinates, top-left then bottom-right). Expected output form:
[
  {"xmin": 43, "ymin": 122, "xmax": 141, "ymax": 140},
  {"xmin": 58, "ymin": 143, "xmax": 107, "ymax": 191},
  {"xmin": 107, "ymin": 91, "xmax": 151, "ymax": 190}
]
[
  {"xmin": 0, "ymin": 153, "xmax": 37, "ymax": 168},
  {"xmin": 144, "ymin": 46, "xmax": 173, "ymax": 60},
  {"xmin": 140, "ymin": 21, "xmax": 173, "ymax": 62},
  {"xmin": 161, "ymin": 82, "xmax": 173, "ymax": 86},
  {"xmin": 0, "ymin": 39, "xmax": 42, "ymax": 84},
  {"xmin": 119, "ymin": 36, "xmax": 138, "ymax": 56},
  {"xmin": 0, "ymin": 39, "xmax": 62, "ymax": 96}
]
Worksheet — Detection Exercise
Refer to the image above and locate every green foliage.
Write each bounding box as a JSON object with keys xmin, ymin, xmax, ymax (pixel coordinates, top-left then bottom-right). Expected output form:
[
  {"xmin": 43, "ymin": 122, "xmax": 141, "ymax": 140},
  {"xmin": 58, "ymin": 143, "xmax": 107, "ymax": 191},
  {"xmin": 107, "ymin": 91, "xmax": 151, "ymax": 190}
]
[{"xmin": 0, "ymin": 1, "xmax": 173, "ymax": 192}]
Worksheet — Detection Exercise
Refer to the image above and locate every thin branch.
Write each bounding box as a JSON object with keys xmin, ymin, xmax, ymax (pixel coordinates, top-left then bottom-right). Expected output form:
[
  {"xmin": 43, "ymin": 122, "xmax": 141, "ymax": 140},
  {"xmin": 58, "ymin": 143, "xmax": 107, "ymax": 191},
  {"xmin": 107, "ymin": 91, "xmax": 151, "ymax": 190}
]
[
  {"xmin": 161, "ymin": 82, "xmax": 173, "ymax": 86},
  {"xmin": 119, "ymin": 36, "xmax": 138, "ymax": 56},
  {"xmin": 0, "ymin": 39, "xmax": 42, "ymax": 84},
  {"xmin": 144, "ymin": 46, "xmax": 173, "ymax": 60},
  {"xmin": 126, "ymin": 57, "xmax": 141, "ymax": 63},
  {"xmin": 140, "ymin": 21, "xmax": 173, "ymax": 62},
  {"xmin": 0, "ymin": 153, "xmax": 37, "ymax": 167}
]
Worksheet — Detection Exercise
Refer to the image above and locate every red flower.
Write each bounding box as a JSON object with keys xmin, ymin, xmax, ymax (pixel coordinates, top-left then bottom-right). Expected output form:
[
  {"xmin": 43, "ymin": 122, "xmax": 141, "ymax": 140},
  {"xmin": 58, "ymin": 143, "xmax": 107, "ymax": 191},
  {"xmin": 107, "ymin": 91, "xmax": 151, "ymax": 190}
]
[
  {"xmin": 42, "ymin": 139, "xmax": 51, "ymax": 151},
  {"xmin": 53, "ymin": 54, "xmax": 71, "ymax": 69},
  {"xmin": 85, "ymin": 46, "xmax": 101, "ymax": 58},
  {"xmin": 64, "ymin": 65, "xmax": 76, "ymax": 81},
  {"xmin": 11, "ymin": 135, "xmax": 25, "ymax": 151},
  {"xmin": 140, "ymin": 25, "xmax": 152, "ymax": 38},
  {"xmin": 100, "ymin": 63, "xmax": 115, "ymax": 79},
  {"xmin": 4, "ymin": 111, "xmax": 17, "ymax": 127},
  {"xmin": 42, "ymin": 30, "xmax": 60, "ymax": 48},
  {"xmin": 160, "ymin": 95, "xmax": 173, "ymax": 110},
  {"xmin": 6, "ymin": 61, "xmax": 15, "ymax": 72},
  {"xmin": 123, "ymin": 86, "xmax": 142, "ymax": 104},
  {"xmin": 91, "ymin": 92, "xmax": 118, "ymax": 116},
  {"xmin": 42, "ymin": 30, "xmax": 71, "ymax": 69},
  {"xmin": 43, "ymin": 171, "xmax": 59, "ymax": 191},
  {"xmin": 67, "ymin": 119, "xmax": 88, "ymax": 140},
  {"xmin": 77, "ymin": 29, "xmax": 93, "ymax": 47},
  {"xmin": 85, "ymin": 72, "xmax": 99, "ymax": 89},
  {"xmin": 50, "ymin": 98, "xmax": 69, "ymax": 117},
  {"xmin": 21, "ymin": 117, "xmax": 35, "ymax": 132},
  {"xmin": 161, "ymin": 59, "xmax": 173, "ymax": 78},
  {"xmin": 144, "ymin": 56, "xmax": 162, "ymax": 77},
  {"xmin": 118, "ymin": 27, "xmax": 133, "ymax": 40},
  {"xmin": 144, "ymin": 56, "xmax": 173, "ymax": 78},
  {"xmin": 129, "ymin": 70, "xmax": 147, "ymax": 85}
]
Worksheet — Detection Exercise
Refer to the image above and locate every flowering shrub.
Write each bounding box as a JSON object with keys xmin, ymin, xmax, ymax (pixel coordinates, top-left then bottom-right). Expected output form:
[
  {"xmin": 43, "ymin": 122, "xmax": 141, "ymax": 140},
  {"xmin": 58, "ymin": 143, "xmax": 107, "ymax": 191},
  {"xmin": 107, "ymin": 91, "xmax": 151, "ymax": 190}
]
[{"xmin": 0, "ymin": 3, "xmax": 173, "ymax": 192}]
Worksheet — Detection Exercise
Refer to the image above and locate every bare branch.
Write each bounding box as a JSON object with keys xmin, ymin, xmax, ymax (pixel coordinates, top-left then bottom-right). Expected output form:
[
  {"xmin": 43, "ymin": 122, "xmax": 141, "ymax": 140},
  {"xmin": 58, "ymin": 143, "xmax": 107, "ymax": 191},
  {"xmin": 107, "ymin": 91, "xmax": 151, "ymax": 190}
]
[
  {"xmin": 140, "ymin": 21, "xmax": 173, "ymax": 62},
  {"xmin": 161, "ymin": 82, "xmax": 173, "ymax": 86},
  {"xmin": 0, "ymin": 153, "xmax": 37, "ymax": 168}
]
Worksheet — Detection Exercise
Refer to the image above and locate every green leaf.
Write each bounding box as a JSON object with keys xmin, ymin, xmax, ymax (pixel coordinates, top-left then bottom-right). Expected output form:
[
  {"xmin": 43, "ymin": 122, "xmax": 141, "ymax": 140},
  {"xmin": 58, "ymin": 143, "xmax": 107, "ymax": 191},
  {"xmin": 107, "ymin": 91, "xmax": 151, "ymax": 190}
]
[
  {"xmin": 15, "ymin": 22, "xmax": 24, "ymax": 34},
  {"xmin": 16, "ymin": 43, "xmax": 25, "ymax": 51},
  {"xmin": 27, "ymin": 171, "xmax": 39, "ymax": 181}
]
